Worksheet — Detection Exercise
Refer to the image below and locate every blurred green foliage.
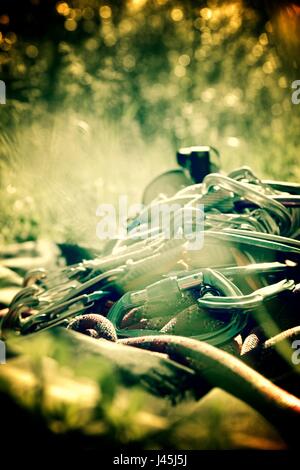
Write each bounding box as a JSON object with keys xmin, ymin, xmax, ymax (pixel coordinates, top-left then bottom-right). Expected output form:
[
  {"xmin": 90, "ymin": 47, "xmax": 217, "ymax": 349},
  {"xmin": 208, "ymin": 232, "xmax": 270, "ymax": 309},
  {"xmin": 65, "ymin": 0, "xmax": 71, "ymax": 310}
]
[{"xmin": 0, "ymin": 330, "xmax": 285, "ymax": 449}]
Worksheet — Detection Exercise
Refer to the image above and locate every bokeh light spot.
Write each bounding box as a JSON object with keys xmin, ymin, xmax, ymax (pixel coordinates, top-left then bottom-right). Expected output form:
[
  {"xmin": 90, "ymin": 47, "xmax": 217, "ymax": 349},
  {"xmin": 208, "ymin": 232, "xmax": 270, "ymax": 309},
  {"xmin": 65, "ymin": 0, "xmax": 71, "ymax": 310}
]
[
  {"xmin": 123, "ymin": 54, "xmax": 136, "ymax": 69},
  {"xmin": 171, "ymin": 8, "xmax": 183, "ymax": 22},
  {"xmin": 178, "ymin": 54, "xmax": 190, "ymax": 66},
  {"xmin": 99, "ymin": 5, "xmax": 112, "ymax": 20},
  {"xmin": 0, "ymin": 15, "xmax": 10, "ymax": 25},
  {"xmin": 201, "ymin": 88, "xmax": 216, "ymax": 103},
  {"xmin": 227, "ymin": 137, "xmax": 240, "ymax": 147},
  {"xmin": 200, "ymin": 8, "xmax": 212, "ymax": 20},
  {"xmin": 259, "ymin": 33, "xmax": 268, "ymax": 46},
  {"xmin": 26, "ymin": 44, "xmax": 39, "ymax": 58},
  {"xmin": 174, "ymin": 65, "xmax": 186, "ymax": 77},
  {"xmin": 82, "ymin": 7, "xmax": 94, "ymax": 20},
  {"xmin": 262, "ymin": 61, "xmax": 273, "ymax": 74},
  {"xmin": 56, "ymin": 2, "xmax": 70, "ymax": 17},
  {"xmin": 278, "ymin": 76, "xmax": 288, "ymax": 88},
  {"xmin": 64, "ymin": 19, "xmax": 77, "ymax": 32},
  {"xmin": 5, "ymin": 32, "xmax": 17, "ymax": 44},
  {"xmin": 85, "ymin": 38, "xmax": 98, "ymax": 51}
]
